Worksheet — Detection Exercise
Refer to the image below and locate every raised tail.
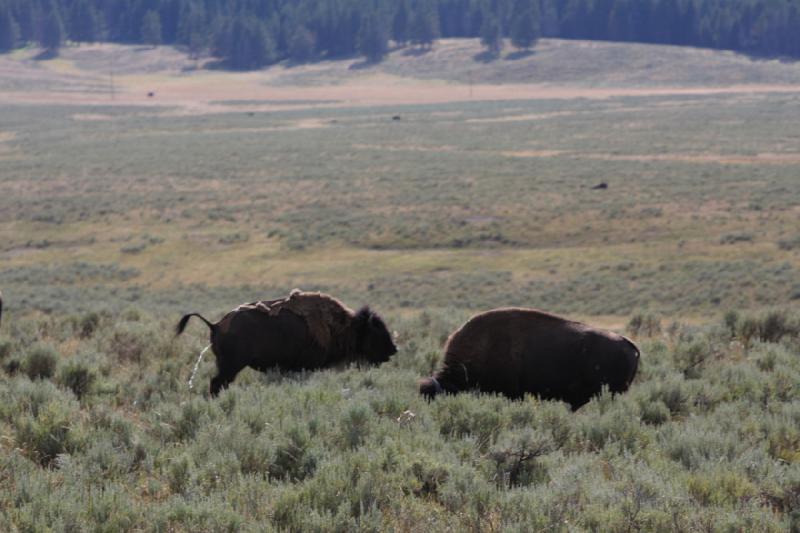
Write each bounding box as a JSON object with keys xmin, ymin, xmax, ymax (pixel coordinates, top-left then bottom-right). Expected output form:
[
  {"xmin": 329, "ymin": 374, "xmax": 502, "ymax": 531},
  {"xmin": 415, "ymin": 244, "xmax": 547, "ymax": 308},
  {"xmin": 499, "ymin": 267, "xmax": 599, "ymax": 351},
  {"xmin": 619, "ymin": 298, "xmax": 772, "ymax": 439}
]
[{"xmin": 176, "ymin": 313, "xmax": 216, "ymax": 336}]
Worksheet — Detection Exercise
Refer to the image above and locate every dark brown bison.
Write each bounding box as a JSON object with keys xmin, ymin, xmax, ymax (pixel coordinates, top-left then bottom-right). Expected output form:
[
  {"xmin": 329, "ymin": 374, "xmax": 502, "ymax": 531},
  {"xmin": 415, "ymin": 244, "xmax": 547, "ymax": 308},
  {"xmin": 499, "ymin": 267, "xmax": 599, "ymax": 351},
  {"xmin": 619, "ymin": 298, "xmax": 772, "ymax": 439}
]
[
  {"xmin": 419, "ymin": 308, "xmax": 640, "ymax": 410},
  {"xmin": 177, "ymin": 291, "xmax": 397, "ymax": 396}
]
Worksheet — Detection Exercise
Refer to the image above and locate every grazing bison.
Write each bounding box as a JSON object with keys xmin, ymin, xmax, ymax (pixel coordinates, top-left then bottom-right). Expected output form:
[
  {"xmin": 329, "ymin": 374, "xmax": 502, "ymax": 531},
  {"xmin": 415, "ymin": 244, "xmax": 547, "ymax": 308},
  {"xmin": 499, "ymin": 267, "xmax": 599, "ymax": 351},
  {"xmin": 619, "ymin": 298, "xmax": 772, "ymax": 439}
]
[
  {"xmin": 177, "ymin": 290, "xmax": 397, "ymax": 396},
  {"xmin": 419, "ymin": 308, "xmax": 640, "ymax": 410}
]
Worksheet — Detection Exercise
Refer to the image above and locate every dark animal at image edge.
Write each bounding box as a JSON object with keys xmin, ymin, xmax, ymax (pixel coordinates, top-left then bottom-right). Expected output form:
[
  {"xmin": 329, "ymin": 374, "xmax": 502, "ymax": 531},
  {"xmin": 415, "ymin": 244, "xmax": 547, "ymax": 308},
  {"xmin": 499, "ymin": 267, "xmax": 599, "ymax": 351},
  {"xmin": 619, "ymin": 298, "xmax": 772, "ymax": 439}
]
[
  {"xmin": 419, "ymin": 307, "xmax": 640, "ymax": 411},
  {"xmin": 0, "ymin": 290, "xmax": 3, "ymax": 327},
  {"xmin": 176, "ymin": 296, "xmax": 397, "ymax": 396}
]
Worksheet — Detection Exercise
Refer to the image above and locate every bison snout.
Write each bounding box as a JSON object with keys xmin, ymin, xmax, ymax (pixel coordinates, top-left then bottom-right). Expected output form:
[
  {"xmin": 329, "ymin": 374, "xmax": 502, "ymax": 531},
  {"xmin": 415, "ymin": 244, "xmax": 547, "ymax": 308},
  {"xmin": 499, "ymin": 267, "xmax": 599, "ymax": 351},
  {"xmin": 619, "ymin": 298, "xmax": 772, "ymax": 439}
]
[{"xmin": 418, "ymin": 377, "xmax": 444, "ymax": 400}]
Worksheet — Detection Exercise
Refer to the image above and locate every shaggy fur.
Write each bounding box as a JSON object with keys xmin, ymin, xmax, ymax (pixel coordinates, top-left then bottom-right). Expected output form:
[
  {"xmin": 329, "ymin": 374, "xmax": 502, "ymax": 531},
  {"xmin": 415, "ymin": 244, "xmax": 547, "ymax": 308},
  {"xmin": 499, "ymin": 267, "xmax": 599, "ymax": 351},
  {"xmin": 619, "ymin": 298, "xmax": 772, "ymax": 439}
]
[
  {"xmin": 256, "ymin": 289, "xmax": 354, "ymax": 352},
  {"xmin": 177, "ymin": 292, "xmax": 397, "ymax": 396},
  {"xmin": 419, "ymin": 307, "xmax": 640, "ymax": 411}
]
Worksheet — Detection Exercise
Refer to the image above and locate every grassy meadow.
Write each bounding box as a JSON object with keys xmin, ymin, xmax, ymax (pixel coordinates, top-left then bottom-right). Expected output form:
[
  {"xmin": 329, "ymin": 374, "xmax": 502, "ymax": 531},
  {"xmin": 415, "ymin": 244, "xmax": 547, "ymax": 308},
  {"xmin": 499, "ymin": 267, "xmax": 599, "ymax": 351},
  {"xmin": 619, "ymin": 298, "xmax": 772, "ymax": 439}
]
[{"xmin": 0, "ymin": 39, "xmax": 799, "ymax": 531}]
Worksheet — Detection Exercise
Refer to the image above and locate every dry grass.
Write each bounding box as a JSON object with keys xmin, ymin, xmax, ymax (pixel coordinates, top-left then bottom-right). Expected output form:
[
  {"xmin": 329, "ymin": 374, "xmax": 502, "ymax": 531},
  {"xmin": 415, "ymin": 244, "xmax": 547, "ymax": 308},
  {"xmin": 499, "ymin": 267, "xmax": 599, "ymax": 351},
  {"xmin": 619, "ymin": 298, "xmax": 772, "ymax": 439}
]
[
  {"xmin": 4, "ymin": 39, "xmax": 800, "ymax": 114},
  {"xmin": 0, "ymin": 40, "xmax": 798, "ymax": 319}
]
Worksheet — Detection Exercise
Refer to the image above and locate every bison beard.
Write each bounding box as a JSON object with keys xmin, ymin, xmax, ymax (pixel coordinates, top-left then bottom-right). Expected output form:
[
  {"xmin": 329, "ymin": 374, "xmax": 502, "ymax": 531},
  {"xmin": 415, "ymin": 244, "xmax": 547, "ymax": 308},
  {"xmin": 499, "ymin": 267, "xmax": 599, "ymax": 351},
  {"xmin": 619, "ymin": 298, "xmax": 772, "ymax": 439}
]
[
  {"xmin": 419, "ymin": 307, "xmax": 640, "ymax": 411},
  {"xmin": 176, "ymin": 291, "xmax": 397, "ymax": 396}
]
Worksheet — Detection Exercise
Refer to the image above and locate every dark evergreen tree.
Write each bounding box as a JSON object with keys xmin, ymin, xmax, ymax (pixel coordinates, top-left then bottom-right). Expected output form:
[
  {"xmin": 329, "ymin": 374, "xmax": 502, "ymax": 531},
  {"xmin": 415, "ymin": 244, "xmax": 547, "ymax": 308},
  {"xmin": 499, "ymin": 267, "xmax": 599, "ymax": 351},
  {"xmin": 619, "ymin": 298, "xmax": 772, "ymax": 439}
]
[
  {"xmin": 69, "ymin": 0, "xmax": 98, "ymax": 43},
  {"xmin": 13, "ymin": 0, "xmax": 35, "ymax": 43},
  {"xmin": 230, "ymin": 18, "xmax": 275, "ymax": 70},
  {"xmin": 392, "ymin": 0, "xmax": 410, "ymax": 46},
  {"xmin": 0, "ymin": 1, "xmax": 19, "ymax": 52},
  {"xmin": 211, "ymin": 16, "xmax": 234, "ymax": 58},
  {"xmin": 678, "ymin": 0, "xmax": 697, "ymax": 45},
  {"xmin": 177, "ymin": 1, "xmax": 203, "ymax": 46},
  {"xmin": 187, "ymin": 27, "xmax": 207, "ymax": 58},
  {"xmin": 358, "ymin": 10, "xmax": 389, "ymax": 62},
  {"xmin": 538, "ymin": 0, "xmax": 559, "ymax": 36},
  {"xmin": 410, "ymin": 1, "xmax": 439, "ymax": 49},
  {"xmin": 141, "ymin": 10, "xmax": 162, "ymax": 47},
  {"xmin": 41, "ymin": 8, "xmax": 64, "ymax": 52},
  {"xmin": 480, "ymin": 11, "xmax": 502, "ymax": 55},
  {"xmin": 14, "ymin": 0, "xmax": 800, "ymax": 67},
  {"xmin": 288, "ymin": 25, "xmax": 316, "ymax": 62},
  {"xmin": 510, "ymin": 0, "xmax": 538, "ymax": 50},
  {"xmin": 159, "ymin": 0, "xmax": 182, "ymax": 44}
]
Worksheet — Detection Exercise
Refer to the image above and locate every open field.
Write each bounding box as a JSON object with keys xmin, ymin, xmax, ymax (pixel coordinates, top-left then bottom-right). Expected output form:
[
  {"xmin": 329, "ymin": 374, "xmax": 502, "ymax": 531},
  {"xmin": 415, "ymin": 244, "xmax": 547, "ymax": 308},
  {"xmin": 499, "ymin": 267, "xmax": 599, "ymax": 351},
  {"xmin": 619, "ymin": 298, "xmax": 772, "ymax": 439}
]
[{"xmin": 0, "ymin": 39, "xmax": 799, "ymax": 530}]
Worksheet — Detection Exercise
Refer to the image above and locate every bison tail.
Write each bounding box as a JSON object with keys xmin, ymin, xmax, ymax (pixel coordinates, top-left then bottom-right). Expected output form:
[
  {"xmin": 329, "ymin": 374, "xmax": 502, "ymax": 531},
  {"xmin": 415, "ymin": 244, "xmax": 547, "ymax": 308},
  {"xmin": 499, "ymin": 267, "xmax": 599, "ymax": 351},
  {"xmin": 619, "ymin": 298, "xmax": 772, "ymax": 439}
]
[
  {"xmin": 620, "ymin": 335, "xmax": 641, "ymax": 386},
  {"xmin": 176, "ymin": 313, "xmax": 216, "ymax": 336}
]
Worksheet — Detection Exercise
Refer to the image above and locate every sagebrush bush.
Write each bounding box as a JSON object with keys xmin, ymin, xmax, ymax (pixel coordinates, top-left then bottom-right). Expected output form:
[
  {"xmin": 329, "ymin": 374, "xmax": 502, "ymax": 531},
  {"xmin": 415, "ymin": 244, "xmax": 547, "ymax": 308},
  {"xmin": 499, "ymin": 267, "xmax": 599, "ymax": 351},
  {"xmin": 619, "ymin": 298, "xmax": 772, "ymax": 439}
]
[
  {"xmin": 79, "ymin": 311, "xmax": 102, "ymax": 339},
  {"xmin": 269, "ymin": 425, "xmax": 317, "ymax": 481},
  {"xmin": 58, "ymin": 358, "xmax": 96, "ymax": 399},
  {"xmin": 628, "ymin": 313, "xmax": 662, "ymax": 337},
  {"xmin": 22, "ymin": 343, "xmax": 59, "ymax": 380},
  {"xmin": 640, "ymin": 399, "xmax": 670, "ymax": 425},
  {"xmin": 0, "ymin": 338, "xmax": 12, "ymax": 361},
  {"xmin": 488, "ymin": 428, "xmax": 552, "ymax": 488},
  {"xmin": 14, "ymin": 397, "xmax": 82, "ymax": 466},
  {"xmin": 739, "ymin": 309, "xmax": 800, "ymax": 344},
  {"xmin": 673, "ymin": 339, "xmax": 712, "ymax": 379}
]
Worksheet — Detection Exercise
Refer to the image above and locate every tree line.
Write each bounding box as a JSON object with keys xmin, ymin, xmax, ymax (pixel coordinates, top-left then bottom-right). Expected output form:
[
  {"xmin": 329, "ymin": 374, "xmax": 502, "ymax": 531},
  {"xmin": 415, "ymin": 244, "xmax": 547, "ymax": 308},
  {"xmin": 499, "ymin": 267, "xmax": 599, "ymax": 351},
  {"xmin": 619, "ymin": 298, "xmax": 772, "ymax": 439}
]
[{"xmin": 1, "ymin": 0, "xmax": 799, "ymax": 69}]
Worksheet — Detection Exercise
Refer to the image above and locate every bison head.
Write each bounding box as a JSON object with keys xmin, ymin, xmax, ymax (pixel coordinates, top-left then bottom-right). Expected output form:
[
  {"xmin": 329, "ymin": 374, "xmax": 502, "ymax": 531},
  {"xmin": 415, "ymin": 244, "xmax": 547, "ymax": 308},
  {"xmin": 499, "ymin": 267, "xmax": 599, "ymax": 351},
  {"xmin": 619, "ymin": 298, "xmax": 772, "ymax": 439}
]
[
  {"xmin": 353, "ymin": 306, "xmax": 397, "ymax": 364},
  {"xmin": 418, "ymin": 377, "xmax": 445, "ymax": 399}
]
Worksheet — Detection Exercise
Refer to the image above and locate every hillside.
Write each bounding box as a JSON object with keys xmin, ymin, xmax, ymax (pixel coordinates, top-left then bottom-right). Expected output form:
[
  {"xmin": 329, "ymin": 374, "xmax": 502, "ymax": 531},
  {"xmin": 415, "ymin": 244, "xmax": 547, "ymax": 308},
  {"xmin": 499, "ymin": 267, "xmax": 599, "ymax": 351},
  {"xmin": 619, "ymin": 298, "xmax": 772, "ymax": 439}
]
[
  {"xmin": 272, "ymin": 38, "xmax": 800, "ymax": 88},
  {"xmin": 2, "ymin": 39, "xmax": 800, "ymax": 111}
]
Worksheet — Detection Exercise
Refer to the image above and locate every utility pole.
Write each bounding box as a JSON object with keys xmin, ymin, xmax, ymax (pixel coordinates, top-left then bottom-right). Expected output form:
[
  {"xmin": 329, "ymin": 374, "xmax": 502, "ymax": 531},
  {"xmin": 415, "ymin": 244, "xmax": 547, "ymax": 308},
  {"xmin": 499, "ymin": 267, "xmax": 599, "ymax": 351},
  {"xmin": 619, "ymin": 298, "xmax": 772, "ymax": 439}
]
[{"xmin": 109, "ymin": 50, "xmax": 115, "ymax": 100}]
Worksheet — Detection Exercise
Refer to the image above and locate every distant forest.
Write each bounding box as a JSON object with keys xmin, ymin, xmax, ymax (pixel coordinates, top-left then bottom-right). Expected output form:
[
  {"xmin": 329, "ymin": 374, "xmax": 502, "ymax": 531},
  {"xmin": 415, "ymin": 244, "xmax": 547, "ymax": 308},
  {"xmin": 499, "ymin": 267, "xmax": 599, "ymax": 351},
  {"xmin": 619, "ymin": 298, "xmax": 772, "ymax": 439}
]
[{"xmin": 1, "ymin": 0, "xmax": 799, "ymax": 68}]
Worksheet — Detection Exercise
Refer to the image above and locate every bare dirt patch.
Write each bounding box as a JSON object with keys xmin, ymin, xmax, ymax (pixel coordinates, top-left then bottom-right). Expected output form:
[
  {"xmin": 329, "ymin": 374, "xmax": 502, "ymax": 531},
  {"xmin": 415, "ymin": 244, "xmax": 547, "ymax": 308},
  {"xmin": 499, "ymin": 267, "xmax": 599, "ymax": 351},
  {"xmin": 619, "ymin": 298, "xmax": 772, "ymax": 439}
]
[
  {"xmin": 500, "ymin": 150, "xmax": 800, "ymax": 165},
  {"xmin": 500, "ymin": 150, "xmax": 568, "ymax": 158},
  {"xmin": 466, "ymin": 111, "xmax": 577, "ymax": 123},
  {"xmin": 353, "ymin": 144, "xmax": 459, "ymax": 153},
  {"xmin": 72, "ymin": 113, "xmax": 117, "ymax": 121},
  {"xmin": 583, "ymin": 152, "xmax": 800, "ymax": 165}
]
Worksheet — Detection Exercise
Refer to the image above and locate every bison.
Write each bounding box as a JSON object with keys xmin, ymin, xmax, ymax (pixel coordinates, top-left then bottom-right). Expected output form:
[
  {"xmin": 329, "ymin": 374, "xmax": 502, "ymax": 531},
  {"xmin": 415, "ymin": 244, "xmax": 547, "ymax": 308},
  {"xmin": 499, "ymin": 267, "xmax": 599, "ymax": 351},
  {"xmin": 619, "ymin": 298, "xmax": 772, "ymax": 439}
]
[
  {"xmin": 419, "ymin": 308, "xmax": 640, "ymax": 410},
  {"xmin": 177, "ymin": 290, "xmax": 397, "ymax": 396}
]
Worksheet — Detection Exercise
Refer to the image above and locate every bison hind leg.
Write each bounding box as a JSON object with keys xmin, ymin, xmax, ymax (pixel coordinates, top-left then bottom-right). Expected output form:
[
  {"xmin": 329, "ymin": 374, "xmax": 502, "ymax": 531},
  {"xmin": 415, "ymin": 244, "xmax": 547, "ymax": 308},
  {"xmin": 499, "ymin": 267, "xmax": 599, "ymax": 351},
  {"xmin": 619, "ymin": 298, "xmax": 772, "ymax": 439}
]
[
  {"xmin": 210, "ymin": 360, "xmax": 247, "ymax": 397},
  {"xmin": 210, "ymin": 375, "xmax": 228, "ymax": 396},
  {"xmin": 569, "ymin": 397, "xmax": 591, "ymax": 411}
]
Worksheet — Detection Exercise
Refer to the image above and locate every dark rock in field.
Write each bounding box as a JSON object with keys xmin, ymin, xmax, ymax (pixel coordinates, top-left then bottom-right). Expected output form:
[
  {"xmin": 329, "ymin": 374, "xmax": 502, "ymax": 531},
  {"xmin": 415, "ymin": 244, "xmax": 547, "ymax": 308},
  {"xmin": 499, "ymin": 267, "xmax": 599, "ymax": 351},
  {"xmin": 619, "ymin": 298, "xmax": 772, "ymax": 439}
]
[
  {"xmin": 392, "ymin": 115, "xmax": 402, "ymax": 121},
  {"xmin": 592, "ymin": 182, "xmax": 608, "ymax": 190}
]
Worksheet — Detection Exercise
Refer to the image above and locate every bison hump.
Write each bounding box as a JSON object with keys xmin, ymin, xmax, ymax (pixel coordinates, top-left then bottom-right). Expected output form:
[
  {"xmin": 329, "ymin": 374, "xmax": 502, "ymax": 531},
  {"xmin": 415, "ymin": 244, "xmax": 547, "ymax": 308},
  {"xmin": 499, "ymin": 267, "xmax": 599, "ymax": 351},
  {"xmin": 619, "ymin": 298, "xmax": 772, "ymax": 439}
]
[{"xmin": 255, "ymin": 289, "xmax": 354, "ymax": 351}]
